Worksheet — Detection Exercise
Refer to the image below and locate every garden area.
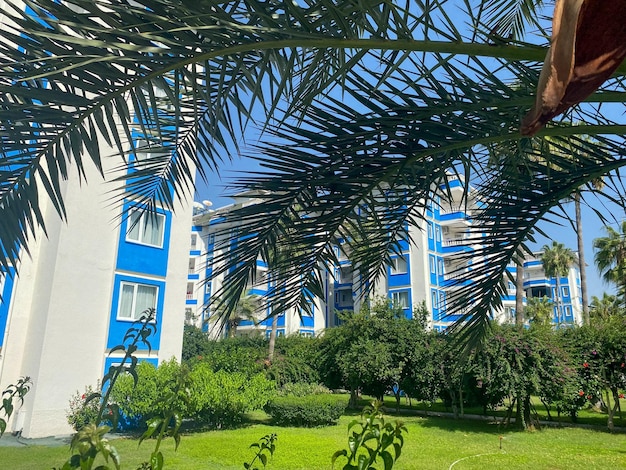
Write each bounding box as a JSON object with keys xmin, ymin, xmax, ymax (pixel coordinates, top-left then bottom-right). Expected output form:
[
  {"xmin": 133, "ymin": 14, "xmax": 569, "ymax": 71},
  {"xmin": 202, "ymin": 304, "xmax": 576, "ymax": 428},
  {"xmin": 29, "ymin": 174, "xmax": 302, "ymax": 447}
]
[{"xmin": 4, "ymin": 300, "xmax": 626, "ymax": 469}]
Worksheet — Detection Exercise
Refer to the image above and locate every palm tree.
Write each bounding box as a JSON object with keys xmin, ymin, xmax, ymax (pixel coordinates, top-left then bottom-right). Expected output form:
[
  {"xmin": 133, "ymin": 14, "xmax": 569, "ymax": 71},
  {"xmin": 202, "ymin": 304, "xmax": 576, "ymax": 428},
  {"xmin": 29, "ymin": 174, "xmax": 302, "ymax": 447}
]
[
  {"xmin": 593, "ymin": 221, "xmax": 626, "ymax": 307},
  {"xmin": 3, "ymin": 0, "xmax": 626, "ymax": 347},
  {"xmin": 524, "ymin": 296, "xmax": 553, "ymax": 326},
  {"xmin": 589, "ymin": 293, "xmax": 622, "ymax": 324},
  {"xmin": 213, "ymin": 293, "xmax": 259, "ymax": 338},
  {"xmin": 541, "ymin": 242, "xmax": 576, "ymax": 326}
]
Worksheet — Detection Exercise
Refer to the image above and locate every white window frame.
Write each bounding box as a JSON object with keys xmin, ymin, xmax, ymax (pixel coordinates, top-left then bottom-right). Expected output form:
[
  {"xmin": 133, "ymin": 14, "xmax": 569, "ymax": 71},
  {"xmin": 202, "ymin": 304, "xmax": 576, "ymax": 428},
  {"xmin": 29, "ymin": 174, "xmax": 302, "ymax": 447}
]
[
  {"xmin": 562, "ymin": 286, "xmax": 569, "ymax": 297},
  {"xmin": 391, "ymin": 291, "xmax": 409, "ymax": 309},
  {"xmin": 117, "ymin": 281, "xmax": 158, "ymax": 321},
  {"xmin": 126, "ymin": 210, "xmax": 165, "ymax": 248},
  {"xmin": 390, "ymin": 256, "xmax": 408, "ymax": 275},
  {"xmin": 430, "ymin": 256, "xmax": 436, "ymax": 274}
]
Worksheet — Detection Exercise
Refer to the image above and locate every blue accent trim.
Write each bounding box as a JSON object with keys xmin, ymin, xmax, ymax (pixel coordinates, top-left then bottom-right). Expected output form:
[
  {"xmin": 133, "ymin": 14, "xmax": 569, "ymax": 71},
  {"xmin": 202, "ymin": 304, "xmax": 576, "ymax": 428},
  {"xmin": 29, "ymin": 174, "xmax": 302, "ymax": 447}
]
[
  {"xmin": 190, "ymin": 250, "xmax": 201, "ymax": 256},
  {"xmin": 107, "ymin": 274, "xmax": 165, "ymax": 350},
  {"xmin": 116, "ymin": 204, "xmax": 171, "ymax": 277},
  {"xmin": 186, "ymin": 299, "xmax": 198, "ymax": 305},
  {"xmin": 191, "ymin": 226, "xmax": 203, "ymax": 232},
  {"xmin": 300, "ymin": 315, "xmax": 315, "ymax": 327},
  {"xmin": 0, "ymin": 267, "xmax": 16, "ymax": 349},
  {"xmin": 187, "ymin": 274, "xmax": 200, "ymax": 280}
]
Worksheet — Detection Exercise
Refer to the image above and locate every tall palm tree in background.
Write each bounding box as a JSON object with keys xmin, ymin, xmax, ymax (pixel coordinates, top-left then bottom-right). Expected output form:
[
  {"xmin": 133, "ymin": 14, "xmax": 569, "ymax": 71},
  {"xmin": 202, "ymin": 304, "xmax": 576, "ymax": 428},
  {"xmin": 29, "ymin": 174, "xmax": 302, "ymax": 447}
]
[
  {"xmin": 593, "ymin": 222, "xmax": 626, "ymax": 307},
  {"xmin": 541, "ymin": 242, "xmax": 576, "ymax": 326},
  {"xmin": 3, "ymin": 1, "xmax": 626, "ymax": 346},
  {"xmin": 537, "ymin": 135, "xmax": 606, "ymax": 326}
]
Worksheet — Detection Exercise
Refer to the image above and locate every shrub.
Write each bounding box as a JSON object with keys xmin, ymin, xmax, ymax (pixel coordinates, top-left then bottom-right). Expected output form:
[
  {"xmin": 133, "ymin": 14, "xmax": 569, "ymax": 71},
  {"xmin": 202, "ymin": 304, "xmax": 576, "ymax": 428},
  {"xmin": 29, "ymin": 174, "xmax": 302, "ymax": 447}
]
[
  {"xmin": 109, "ymin": 359, "xmax": 189, "ymax": 430},
  {"xmin": 278, "ymin": 382, "xmax": 331, "ymax": 397},
  {"xmin": 66, "ymin": 385, "xmax": 101, "ymax": 431},
  {"xmin": 188, "ymin": 362, "xmax": 275, "ymax": 428},
  {"xmin": 264, "ymin": 394, "xmax": 347, "ymax": 427}
]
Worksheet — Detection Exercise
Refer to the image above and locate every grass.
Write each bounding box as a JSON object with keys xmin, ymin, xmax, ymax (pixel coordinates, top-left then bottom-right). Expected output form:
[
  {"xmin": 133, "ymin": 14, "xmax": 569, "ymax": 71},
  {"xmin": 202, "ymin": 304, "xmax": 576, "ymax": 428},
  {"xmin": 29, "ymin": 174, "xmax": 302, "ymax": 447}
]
[{"xmin": 3, "ymin": 408, "xmax": 626, "ymax": 469}]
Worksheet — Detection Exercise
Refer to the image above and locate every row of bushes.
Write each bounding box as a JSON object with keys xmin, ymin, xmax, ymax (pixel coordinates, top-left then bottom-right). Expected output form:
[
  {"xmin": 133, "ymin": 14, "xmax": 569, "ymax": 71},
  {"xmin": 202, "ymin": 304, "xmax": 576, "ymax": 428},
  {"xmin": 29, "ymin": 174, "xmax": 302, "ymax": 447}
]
[
  {"xmin": 181, "ymin": 299, "xmax": 626, "ymax": 430},
  {"xmin": 69, "ymin": 359, "xmax": 347, "ymax": 430}
]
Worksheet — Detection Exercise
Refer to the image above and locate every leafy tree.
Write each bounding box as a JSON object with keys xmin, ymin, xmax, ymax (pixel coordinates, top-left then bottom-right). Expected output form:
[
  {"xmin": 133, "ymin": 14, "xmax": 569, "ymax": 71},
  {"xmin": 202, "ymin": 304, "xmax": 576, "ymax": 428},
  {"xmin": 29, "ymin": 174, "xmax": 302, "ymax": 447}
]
[
  {"xmin": 593, "ymin": 221, "xmax": 626, "ymax": 306},
  {"xmin": 590, "ymin": 293, "xmax": 623, "ymax": 324},
  {"xmin": 560, "ymin": 318, "xmax": 626, "ymax": 431},
  {"xmin": 318, "ymin": 298, "xmax": 422, "ymax": 408},
  {"xmin": 4, "ymin": 1, "xmax": 626, "ymax": 346},
  {"xmin": 541, "ymin": 241, "xmax": 576, "ymax": 326}
]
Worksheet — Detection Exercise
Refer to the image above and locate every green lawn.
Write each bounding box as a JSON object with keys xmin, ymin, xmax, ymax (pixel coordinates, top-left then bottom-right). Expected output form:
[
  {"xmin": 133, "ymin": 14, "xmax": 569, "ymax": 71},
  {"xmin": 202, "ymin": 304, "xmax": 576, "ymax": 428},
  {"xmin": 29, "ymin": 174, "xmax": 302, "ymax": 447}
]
[{"xmin": 3, "ymin": 411, "xmax": 626, "ymax": 469}]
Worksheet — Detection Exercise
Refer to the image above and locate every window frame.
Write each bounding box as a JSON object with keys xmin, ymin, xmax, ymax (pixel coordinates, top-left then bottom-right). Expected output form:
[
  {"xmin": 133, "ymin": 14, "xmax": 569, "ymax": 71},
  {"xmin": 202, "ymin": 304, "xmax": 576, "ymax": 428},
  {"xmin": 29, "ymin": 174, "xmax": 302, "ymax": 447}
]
[
  {"xmin": 391, "ymin": 290, "xmax": 410, "ymax": 309},
  {"xmin": 390, "ymin": 256, "xmax": 408, "ymax": 275},
  {"xmin": 125, "ymin": 209, "xmax": 166, "ymax": 248},
  {"xmin": 117, "ymin": 281, "xmax": 159, "ymax": 321}
]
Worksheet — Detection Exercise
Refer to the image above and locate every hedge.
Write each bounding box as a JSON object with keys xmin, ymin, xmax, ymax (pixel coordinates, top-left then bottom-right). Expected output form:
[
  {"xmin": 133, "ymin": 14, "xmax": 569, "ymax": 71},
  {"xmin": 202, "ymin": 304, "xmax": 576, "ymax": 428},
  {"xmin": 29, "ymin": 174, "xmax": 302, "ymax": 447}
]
[{"xmin": 264, "ymin": 394, "xmax": 348, "ymax": 427}]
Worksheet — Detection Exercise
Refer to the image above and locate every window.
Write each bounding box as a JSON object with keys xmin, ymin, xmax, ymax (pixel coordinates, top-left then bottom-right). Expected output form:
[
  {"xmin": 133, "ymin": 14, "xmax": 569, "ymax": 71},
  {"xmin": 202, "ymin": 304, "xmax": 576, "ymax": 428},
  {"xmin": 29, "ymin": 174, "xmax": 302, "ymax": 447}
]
[
  {"xmin": 126, "ymin": 210, "xmax": 165, "ymax": 247},
  {"xmin": 188, "ymin": 258, "xmax": 196, "ymax": 275},
  {"xmin": 118, "ymin": 282, "xmax": 158, "ymax": 320},
  {"xmin": 429, "ymin": 256, "xmax": 436, "ymax": 274},
  {"xmin": 205, "ymin": 281, "xmax": 212, "ymax": 295},
  {"xmin": 438, "ymin": 259, "xmax": 444, "ymax": 276},
  {"xmin": 439, "ymin": 291, "xmax": 446, "ymax": 310},
  {"xmin": 562, "ymin": 286, "xmax": 569, "ymax": 297},
  {"xmin": 427, "ymin": 223, "xmax": 433, "ymax": 239},
  {"xmin": 390, "ymin": 256, "xmax": 408, "ymax": 275},
  {"xmin": 431, "ymin": 290, "xmax": 438, "ymax": 309},
  {"xmin": 186, "ymin": 282, "xmax": 194, "ymax": 300},
  {"xmin": 435, "ymin": 226, "xmax": 441, "ymax": 242},
  {"xmin": 391, "ymin": 291, "xmax": 409, "ymax": 309},
  {"xmin": 191, "ymin": 234, "xmax": 197, "ymax": 249},
  {"xmin": 335, "ymin": 290, "xmax": 353, "ymax": 307}
]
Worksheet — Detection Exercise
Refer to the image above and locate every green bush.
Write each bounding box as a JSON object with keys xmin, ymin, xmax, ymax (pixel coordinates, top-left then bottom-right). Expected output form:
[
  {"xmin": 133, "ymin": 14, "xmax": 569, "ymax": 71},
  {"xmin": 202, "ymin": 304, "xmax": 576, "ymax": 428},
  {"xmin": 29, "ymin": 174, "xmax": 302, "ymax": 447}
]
[
  {"xmin": 278, "ymin": 382, "xmax": 331, "ymax": 397},
  {"xmin": 188, "ymin": 362, "xmax": 275, "ymax": 428},
  {"xmin": 109, "ymin": 359, "xmax": 189, "ymax": 429},
  {"xmin": 264, "ymin": 394, "xmax": 347, "ymax": 427},
  {"xmin": 66, "ymin": 385, "xmax": 101, "ymax": 431}
]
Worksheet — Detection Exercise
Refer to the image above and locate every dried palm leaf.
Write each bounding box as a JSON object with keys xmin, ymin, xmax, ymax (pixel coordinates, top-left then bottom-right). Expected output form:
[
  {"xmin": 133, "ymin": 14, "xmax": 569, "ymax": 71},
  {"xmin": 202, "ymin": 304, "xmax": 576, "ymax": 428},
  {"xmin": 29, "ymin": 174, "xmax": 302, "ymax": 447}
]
[{"xmin": 521, "ymin": 0, "xmax": 626, "ymax": 135}]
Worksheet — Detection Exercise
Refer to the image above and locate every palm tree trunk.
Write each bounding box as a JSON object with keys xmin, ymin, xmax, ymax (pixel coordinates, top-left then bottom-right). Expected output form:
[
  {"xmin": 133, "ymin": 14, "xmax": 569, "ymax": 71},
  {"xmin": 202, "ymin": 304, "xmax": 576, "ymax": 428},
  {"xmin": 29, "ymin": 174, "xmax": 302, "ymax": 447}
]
[
  {"xmin": 574, "ymin": 193, "xmax": 590, "ymax": 325},
  {"xmin": 515, "ymin": 258, "xmax": 524, "ymax": 325},
  {"xmin": 268, "ymin": 313, "xmax": 278, "ymax": 363}
]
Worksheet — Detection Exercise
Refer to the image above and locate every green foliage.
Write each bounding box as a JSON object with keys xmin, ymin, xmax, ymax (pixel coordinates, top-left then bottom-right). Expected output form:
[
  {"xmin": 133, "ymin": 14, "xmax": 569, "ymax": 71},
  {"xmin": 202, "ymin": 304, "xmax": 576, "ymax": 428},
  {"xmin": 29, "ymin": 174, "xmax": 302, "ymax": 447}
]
[
  {"xmin": 0, "ymin": 376, "xmax": 31, "ymax": 437},
  {"xmin": 264, "ymin": 394, "xmax": 347, "ymax": 427},
  {"xmin": 55, "ymin": 424, "xmax": 121, "ymax": 470},
  {"xmin": 188, "ymin": 363, "xmax": 275, "ymax": 428},
  {"xmin": 266, "ymin": 335, "xmax": 322, "ymax": 386},
  {"xmin": 67, "ymin": 384, "xmax": 101, "ymax": 431},
  {"xmin": 318, "ymin": 299, "xmax": 426, "ymax": 404},
  {"xmin": 400, "ymin": 332, "xmax": 446, "ymax": 406},
  {"xmin": 109, "ymin": 360, "xmax": 189, "ymax": 429},
  {"xmin": 332, "ymin": 401, "xmax": 407, "ymax": 470},
  {"xmin": 277, "ymin": 382, "xmax": 331, "ymax": 397},
  {"xmin": 181, "ymin": 325, "xmax": 211, "ymax": 363},
  {"xmin": 244, "ymin": 434, "xmax": 277, "ymax": 470}
]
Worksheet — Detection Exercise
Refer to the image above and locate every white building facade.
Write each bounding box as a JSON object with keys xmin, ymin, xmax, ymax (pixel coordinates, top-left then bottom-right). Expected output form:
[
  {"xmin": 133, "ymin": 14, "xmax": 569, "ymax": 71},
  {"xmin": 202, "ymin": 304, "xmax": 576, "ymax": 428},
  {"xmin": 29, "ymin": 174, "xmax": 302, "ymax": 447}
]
[{"xmin": 189, "ymin": 179, "xmax": 583, "ymax": 335}]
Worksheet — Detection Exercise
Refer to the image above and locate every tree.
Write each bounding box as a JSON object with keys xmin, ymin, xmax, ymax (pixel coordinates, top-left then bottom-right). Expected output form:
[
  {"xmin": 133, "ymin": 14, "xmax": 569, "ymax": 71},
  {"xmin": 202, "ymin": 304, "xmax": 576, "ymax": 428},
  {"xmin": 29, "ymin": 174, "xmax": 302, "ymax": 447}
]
[
  {"xmin": 589, "ymin": 293, "xmax": 623, "ymax": 324},
  {"xmin": 541, "ymin": 241, "xmax": 576, "ymax": 326},
  {"xmin": 213, "ymin": 293, "xmax": 259, "ymax": 338},
  {"xmin": 3, "ymin": 1, "xmax": 626, "ymax": 346},
  {"xmin": 593, "ymin": 221, "xmax": 626, "ymax": 307},
  {"xmin": 524, "ymin": 296, "xmax": 553, "ymax": 326}
]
